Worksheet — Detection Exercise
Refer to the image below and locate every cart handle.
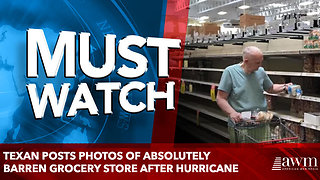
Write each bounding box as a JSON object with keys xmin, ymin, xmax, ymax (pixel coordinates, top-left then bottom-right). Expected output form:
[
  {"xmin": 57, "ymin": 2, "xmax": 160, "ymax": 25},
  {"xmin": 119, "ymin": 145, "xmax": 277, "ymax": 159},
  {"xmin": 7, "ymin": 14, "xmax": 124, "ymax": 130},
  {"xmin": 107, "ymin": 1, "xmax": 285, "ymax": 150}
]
[{"xmin": 260, "ymin": 137, "xmax": 298, "ymax": 143}]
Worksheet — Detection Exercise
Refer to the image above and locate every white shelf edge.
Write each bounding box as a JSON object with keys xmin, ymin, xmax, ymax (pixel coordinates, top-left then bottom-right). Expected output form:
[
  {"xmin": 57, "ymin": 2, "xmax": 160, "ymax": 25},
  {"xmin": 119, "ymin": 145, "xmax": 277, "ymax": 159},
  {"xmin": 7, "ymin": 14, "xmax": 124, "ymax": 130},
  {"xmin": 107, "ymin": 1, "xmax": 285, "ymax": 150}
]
[
  {"xmin": 179, "ymin": 101, "xmax": 228, "ymax": 122},
  {"xmin": 181, "ymin": 68, "xmax": 320, "ymax": 77},
  {"xmin": 263, "ymin": 50, "xmax": 300, "ymax": 55},
  {"xmin": 301, "ymin": 122, "xmax": 320, "ymax": 132},
  {"xmin": 300, "ymin": 49, "xmax": 320, "ymax": 54},
  {"xmin": 205, "ymin": 53, "xmax": 241, "ymax": 58},
  {"xmin": 189, "ymin": 51, "xmax": 301, "ymax": 58},
  {"xmin": 182, "ymin": 91, "xmax": 212, "ymax": 101},
  {"xmin": 182, "ymin": 67, "xmax": 225, "ymax": 72},
  {"xmin": 179, "ymin": 94, "xmax": 320, "ymax": 131},
  {"xmin": 184, "ymin": 49, "xmax": 320, "ymax": 59},
  {"xmin": 266, "ymin": 71, "xmax": 320, "ymax": 77},
  {"xmin": 178, "ymin": 113, "xmax": 230, "ymax": 139},
  {"xmin": 181, "ymin": 78, "xmax": 219, "ymax": 86},
  {"xmin": 264, "ymin": 92, "xmax": 320, "ymax": 103},
  {"xmin": 269, "ymin": 111, "xmax": 303, "ymax": 123}
]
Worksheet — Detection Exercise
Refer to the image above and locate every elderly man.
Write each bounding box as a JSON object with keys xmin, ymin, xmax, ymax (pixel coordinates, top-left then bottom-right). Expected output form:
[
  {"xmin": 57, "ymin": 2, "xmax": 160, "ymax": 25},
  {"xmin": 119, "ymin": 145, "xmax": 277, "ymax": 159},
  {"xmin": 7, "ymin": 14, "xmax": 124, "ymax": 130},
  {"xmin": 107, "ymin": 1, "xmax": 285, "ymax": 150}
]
[{"xmin": 217, "ymin": 46, "xmax": 290, "ymax": 142}]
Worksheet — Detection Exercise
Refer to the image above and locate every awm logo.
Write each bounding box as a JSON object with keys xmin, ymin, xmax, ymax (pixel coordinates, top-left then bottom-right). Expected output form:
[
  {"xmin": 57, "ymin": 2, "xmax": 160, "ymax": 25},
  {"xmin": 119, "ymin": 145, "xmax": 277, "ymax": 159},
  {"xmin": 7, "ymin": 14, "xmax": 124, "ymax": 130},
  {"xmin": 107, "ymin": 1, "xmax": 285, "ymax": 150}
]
[{"xmin": 272, "ymin": 156, "xmax": 318, "ymax": 171}]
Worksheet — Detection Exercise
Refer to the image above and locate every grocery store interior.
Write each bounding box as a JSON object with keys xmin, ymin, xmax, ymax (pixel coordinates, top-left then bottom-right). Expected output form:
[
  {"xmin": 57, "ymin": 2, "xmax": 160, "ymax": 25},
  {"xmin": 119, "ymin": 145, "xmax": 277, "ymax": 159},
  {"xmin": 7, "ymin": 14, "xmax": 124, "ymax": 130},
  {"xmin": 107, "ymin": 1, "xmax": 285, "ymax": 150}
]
[{"xmin": 174, "ymin": 0, "xmax": 320, "ymax": 143}]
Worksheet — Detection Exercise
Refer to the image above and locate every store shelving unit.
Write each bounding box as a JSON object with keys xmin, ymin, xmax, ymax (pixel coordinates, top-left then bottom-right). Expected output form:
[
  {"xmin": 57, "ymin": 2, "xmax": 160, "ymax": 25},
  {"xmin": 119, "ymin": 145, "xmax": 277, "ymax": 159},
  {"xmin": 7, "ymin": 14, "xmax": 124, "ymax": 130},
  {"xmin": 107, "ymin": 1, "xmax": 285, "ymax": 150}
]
[
  {"xmin": 177, "ymin": 99, "xmax": 229, "ymax": 141},
  {"xmin": 181, "ymin": 89, "xmax": 306, "ymax": 123},
  {"xmin": 263, "ymin": 92, "xmax": 320, "ymax": 103},
  {"xmin": 184, "ymin": 49, "xmax": 320, "ymax": 58},
  {"xmin": 177, "ymin": 42, "xmax": 320, "ymax": 142},
  {"xmin": 179, "ymin": 101, "xmax": 228, "ymax": 122},
  {"xmin": 182, "ymin": 67, "xmax": 320, "ymax": 77},
  {"xmin": 181, "ymin": 78, "xmax": 217, "ymax": 86},
  {"xmin": 183, "ymin": 91, "xmax": 212, "ymax": 101}
]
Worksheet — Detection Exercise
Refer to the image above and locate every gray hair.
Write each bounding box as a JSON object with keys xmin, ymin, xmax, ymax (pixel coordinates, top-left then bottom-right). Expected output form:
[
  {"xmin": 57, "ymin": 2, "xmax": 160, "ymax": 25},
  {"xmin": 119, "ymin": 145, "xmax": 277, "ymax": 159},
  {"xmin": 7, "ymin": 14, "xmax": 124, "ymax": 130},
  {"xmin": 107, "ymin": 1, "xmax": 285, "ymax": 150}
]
[{"xmin": 243, "ymin": 46, "xmax": 262, "ymax": 60}]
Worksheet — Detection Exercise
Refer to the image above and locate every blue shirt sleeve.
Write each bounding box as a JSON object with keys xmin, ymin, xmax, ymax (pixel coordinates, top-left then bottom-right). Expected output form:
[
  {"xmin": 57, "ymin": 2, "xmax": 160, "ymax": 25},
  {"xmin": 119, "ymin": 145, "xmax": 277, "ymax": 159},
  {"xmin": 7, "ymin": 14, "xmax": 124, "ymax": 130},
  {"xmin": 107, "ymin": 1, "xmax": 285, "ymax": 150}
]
[
  {"xmin": 262, "ymin": 68, "xmax": 273, "ymax": 91},
  {"xmin": 218, "ymin": 68, "xmax": 232, "ymax": 94}
]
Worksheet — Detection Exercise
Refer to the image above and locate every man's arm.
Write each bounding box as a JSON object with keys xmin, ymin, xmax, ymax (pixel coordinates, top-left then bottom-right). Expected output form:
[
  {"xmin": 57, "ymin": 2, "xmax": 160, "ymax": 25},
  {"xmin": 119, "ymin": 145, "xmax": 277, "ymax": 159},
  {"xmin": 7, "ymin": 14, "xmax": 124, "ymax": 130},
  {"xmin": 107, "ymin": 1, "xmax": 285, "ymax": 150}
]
[
  {"xmin": 266, "ymin": 83, "xmax": 292, "ymax": 94},
  {"xmin": 216, "ymin": 90, "xmax": 241, "ymax": 123}
]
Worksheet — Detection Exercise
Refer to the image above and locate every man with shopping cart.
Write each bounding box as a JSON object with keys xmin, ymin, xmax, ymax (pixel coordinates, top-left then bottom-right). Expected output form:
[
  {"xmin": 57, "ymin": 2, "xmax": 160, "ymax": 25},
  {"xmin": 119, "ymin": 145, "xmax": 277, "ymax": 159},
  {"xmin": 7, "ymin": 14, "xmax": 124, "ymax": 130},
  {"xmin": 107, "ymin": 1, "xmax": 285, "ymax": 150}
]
[{"xmin": 216, "ymin": 46, "xmax": 292, "ymax": 143}]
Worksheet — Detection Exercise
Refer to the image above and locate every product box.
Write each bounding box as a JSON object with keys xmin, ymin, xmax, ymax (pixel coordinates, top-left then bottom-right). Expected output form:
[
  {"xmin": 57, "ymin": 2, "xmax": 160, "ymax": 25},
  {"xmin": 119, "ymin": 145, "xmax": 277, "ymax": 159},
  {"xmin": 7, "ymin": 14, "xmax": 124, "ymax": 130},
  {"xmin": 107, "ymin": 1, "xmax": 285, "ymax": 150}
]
[
  {"xmin": 240, "ymin": 14, "xmax": 265, "ymax": 28},
  {"xmin": 187, "ymin": 25, "xmax": 201, "ymax": 36},
  {"xmin": 187, "ymin": 23, "xmax": 220, "ymax": 36},
  {"xmin": 202, "ymin": 23, "xmax": 220, "ymax": 35},
  {"xmin": 304, "ymin": 112, "xmax": 320, "ymax": 125},
  {"xmin": 267, "ymin": 38, "xmax": 304, "ymax": 51}
]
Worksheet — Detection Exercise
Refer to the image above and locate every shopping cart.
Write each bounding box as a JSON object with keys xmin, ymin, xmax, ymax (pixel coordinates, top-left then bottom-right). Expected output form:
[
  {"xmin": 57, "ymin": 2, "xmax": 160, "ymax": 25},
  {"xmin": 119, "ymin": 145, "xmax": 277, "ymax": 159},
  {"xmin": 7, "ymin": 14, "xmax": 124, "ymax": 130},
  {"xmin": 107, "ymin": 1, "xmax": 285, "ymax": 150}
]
[{"xmin": 231, "ymin": 116, "xmax": 300, "ymax": 143}]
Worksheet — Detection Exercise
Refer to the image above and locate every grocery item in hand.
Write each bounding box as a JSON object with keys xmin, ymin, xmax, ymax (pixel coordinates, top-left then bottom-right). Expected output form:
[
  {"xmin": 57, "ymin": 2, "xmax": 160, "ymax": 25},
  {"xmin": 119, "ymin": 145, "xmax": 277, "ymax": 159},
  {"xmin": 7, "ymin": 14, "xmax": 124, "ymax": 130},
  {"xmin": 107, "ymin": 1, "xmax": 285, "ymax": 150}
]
[
  {"xmin": 288, "ymin": 85, "xmax": 302, "ymax": 97},
  {"xmin": 241, "ymin": 111, "xmax": 251, "ymax": 120}
]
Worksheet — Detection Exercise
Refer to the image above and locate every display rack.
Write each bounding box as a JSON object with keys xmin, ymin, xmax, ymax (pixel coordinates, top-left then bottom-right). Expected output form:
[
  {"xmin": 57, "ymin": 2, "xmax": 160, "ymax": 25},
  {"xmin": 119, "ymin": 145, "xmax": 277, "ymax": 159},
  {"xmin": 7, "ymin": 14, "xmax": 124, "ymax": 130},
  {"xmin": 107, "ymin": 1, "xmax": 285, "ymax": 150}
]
[
  {"xmin": 182, "ymin": 67, "xmax": 320, "ymax": 77},
  {"xmin": 177, "ymin": 100, "xmax": 229, "ymax": 140},
  {"xmin": 177, "ymin": 41, "xmax": 320, "ymax": 142},
  {"xmin": 185, "ymin": 49, "xmax": 320, "ymax": 58}
]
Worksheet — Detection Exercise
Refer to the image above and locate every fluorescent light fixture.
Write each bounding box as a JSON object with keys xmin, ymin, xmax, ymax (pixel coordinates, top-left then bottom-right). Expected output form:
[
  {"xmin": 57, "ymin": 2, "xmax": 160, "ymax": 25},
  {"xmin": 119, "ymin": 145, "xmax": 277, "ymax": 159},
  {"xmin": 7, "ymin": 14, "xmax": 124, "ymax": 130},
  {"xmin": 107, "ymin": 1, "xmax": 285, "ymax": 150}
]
[
  {"xmin": 299, "ymin": 1, "xmax": 313, "ymax": 6},
  {"xmin": 238, "ymin": 5, "xmax": 250, "ymax": 10},
  {"xmin": 281, "ymin": 8, "xmax": 295, "ymax": 13},
  {"xmin": 268, "ymin": 3, "xmax": 287, "ymax": 8},
  {"xmin": 199, "ymin": 20, "xmax": 206, "ymax": 23},
  {"xmin": 213, "ymin": 19, "xmax": 227, "ymax": 23},
  {"xmin": 199, "ymin": 16, "xmax": 209, "ymax": 20},
  {"xmin": 217, "ymin": 11, "xmax": 227, "ymax": 15}
]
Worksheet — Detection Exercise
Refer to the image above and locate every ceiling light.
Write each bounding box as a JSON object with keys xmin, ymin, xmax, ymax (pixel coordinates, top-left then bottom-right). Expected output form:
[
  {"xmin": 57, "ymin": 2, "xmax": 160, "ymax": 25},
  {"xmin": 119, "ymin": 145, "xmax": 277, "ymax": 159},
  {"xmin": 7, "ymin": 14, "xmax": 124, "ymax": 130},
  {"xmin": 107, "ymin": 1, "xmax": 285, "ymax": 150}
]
[
  {"xmin": 199, "ymin": 20, "xmax": 206, "ymax": 23},
  {"xmin": 199, "ymin": 16, "xmax": 209, "ymax": 20},
  {"xmin": 299, "ymin": 1, "xmax": 313, "ymax": 6},
  {"xmin": 217, "ymin": 11, "xmax": 227, "ymax": 15},
  {"xmin": 268, "ymin": 3, "xmax": 287, "ymax": 8},
  {"xmin": 213, "ymin": 19, "xmax": 227, "ymax": 23},
  {"xmin": 281, "ymin": 8, "xmax": 295, "ymax": 13},
  {"xmin": 238, "ymin": 5, "xmax": 250, "ymax": 10}
]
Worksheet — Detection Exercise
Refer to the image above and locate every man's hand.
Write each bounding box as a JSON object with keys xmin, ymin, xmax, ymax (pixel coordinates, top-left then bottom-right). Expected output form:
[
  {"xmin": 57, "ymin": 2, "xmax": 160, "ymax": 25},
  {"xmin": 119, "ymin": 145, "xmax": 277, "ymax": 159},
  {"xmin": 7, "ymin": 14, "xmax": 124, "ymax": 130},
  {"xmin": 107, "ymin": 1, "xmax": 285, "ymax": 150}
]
[
  {"xmin": 268, "ymin": 82, "xmax": 293, "ymax": 94},
  {"xmin": 285, "ymin": 83, "xmax": 293, "ymax": 91},
  {"xmin": 217, "ymin": 90, "xmax": 242, "ymax": 123},
  {"xmin": 229, "ymin": 111, "xmax": 241, "ymax": 123}
]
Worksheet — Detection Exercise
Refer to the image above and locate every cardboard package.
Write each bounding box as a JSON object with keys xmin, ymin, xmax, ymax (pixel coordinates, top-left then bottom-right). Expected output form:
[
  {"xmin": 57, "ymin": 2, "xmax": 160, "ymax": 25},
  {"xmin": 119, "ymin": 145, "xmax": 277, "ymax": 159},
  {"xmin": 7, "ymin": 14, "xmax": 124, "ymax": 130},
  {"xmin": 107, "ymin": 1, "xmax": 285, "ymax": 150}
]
[
  {"xmin": 240, "ymin": 14, "xmax": 265, "ymax": 28},
  {"xmin": 202, "ymin": 23, "xmax": 220, "ymax": 35},
  {"xmin": 186, "ymin": 26, "xmax": 201, "ymax": 36},
  {"xmin": 268, "ymin": 38, "xmax": 304, "ymax": 51}
]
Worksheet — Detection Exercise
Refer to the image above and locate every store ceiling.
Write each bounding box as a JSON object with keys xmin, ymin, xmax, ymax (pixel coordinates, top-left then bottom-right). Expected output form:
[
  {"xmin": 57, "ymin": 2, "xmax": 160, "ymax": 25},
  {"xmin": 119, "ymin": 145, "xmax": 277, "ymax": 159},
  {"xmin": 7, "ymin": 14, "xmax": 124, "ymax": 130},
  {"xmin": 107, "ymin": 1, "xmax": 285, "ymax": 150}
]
[{"xmin": 188, "ymin": 0, "xmax": 320, "ymax": 25}]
